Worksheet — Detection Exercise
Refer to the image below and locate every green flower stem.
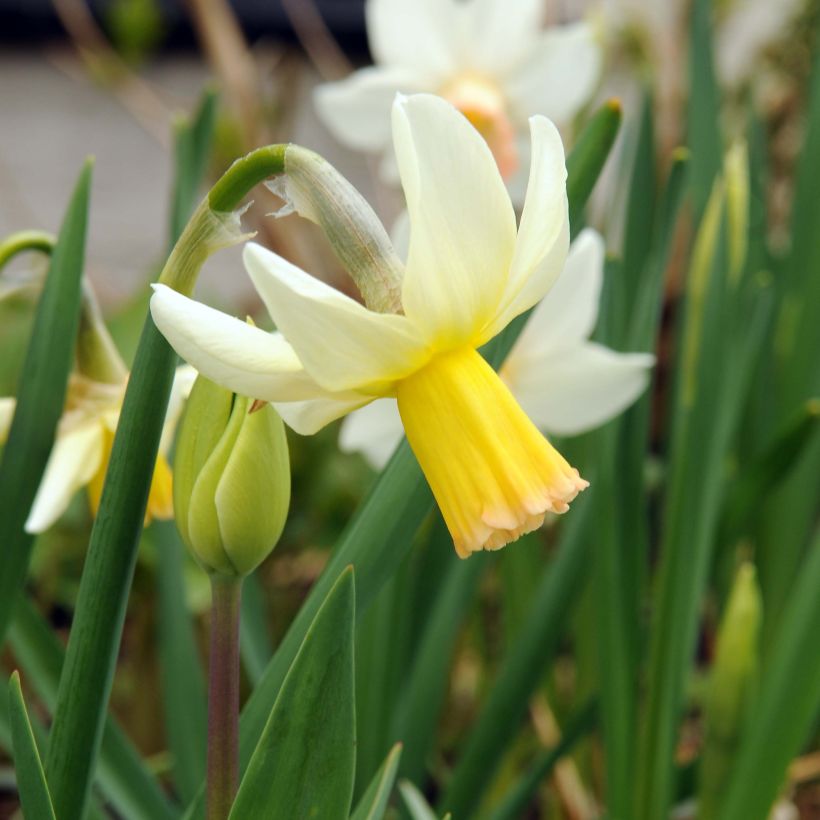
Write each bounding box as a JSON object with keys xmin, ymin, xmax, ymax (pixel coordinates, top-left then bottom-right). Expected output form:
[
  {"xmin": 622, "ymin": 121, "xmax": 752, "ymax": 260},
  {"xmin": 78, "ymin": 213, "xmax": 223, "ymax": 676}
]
[
  {"xmin": 45, "ymin": 147, "xmax": 287, "ymax": 820},
  {"xmin": 208, "ymin": 145, "xmax": 287, "ymax": 212},
  {"xmin": 0, "ymin": 230, "xmax": 55, "ymax": 269},
  {"xmin": 207, "ymin": 576, "xmax": 243, "ymax": 820}
]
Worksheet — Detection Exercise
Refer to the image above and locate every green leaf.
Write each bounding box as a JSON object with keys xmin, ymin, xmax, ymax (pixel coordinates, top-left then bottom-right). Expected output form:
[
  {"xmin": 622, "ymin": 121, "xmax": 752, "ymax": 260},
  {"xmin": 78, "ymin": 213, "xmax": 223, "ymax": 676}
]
[
  {"xmin": 8, "ymin": 671, "xmax": 57, "ymax": 820},
  {"xmin": 687, "ymin": 0, "xmax": 723, "ymax": 217},
  {"xmin": 391, "ymin": 532, "xmax": 487, "ymax": 786},
  {"xmin": 721, "ymin": 400, "xmax": 820, "ymax": 545},
  {"xmin": 350, "ymin": 743, "xmax": 402, "ymax": 820},
  {"xmin": 719, "ymin": 530, "xmax": 820, "ymax": 820},
  {"xmin": 179, "ymin": 101, "xmax": 620, "ymax": 819},
  {"xmin": 399, "ymin": 781, "xmax": 438, "ymax": 820},
  {"xmin": 0, "ymin": 160, "xmax": 92, "ymax": 644},
  {"xmin": 229, "ymin": 568, "xmax": 357, "ymax": 820},
  {"xmin": 8, "ymin": 596, "xmax": 178, "ymax": 820},
  {"xmin": 567, "ymin": 99, "xmax": 622, "ymax": 234},
  {"xmin": 239, "ymin": 571, "xmax": 273, "ymax": 686},
  {"xmin": 154, "ymin": 520, "xmax": 208, "ymax": 804},
  {"xmin": 45, "ymin": 317, "xmax": 180, "ymax": 820},
  {"xmin": 170, "ymin": 89, "xmax": 218, "ymax": 246},
  {"xmin": 439, "ymin": 496, "xmax": 595, "ymax": 816}
]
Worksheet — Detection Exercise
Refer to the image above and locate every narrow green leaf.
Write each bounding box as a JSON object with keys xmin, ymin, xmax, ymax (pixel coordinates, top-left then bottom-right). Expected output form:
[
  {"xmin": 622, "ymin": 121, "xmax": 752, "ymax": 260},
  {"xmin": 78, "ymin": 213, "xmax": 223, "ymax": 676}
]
[
  {"xmin": 182, "ymin": 101, "xmax": 621, "ymax": 819},
  {"xmin": 45, "ymin": 318, "xmax": 179, "ymax": 820},
  {"xmin": 8, "ymin": 596, "xmax": 178, "ymax": 820},
  {"xmin": 719, "ymin": 530, "xmax": 820, "ymax": 820},
  {"xmin": 391, "ymin": 535, "xmax": 487, "ymax": 785},
  {"xmin": 0, "ymin": 160, "xmax": 92, "ymax": 644},
  {"xmin": 592, "ymin": 426, "xmax": 636, "ymax": 820},
  {"xmin": 154, "ymin": 520, "xmax": 208, "ymax": 804},
  {"xmin": 486, "ymin": 700, "xmax": 597, "ymax": 820},
  {"xmin": 170, "ymin": 89, "xmax": 218, "ymax": 246},
  {"xmin": 239, "ymin": 571, "xmax": 273, "ymax": 686},
  {"xmin": 722, "ymin": 400, "xmax": 820, "ymax": 544},
  {"xmin": 230, "ymin": 568, "xmax": 356, "ymax": 819},
  {"xmin": 439, "ymin": 496, "xmax": 594, "ymax": 816},
  {"xmin": 617, "ymin": 88, "xmax": 657, "ymax": 346},
  {"xmin": 567, "ymin": 99, "xmax": 623, "ymax": 233},
  {"xmin": 8, "ymin": 672, "xmax": 56, "ymax": 820},
  {"xmin": 399, "ymin": 781, "xmax": 438, "ymax": 820},
  {"xmin": 350, "ymin": 743, "xmax": 403, "ymax": 820},
  {"xmin": 687, "ymin": 0, "xmax": 723, "ymax": 216}
]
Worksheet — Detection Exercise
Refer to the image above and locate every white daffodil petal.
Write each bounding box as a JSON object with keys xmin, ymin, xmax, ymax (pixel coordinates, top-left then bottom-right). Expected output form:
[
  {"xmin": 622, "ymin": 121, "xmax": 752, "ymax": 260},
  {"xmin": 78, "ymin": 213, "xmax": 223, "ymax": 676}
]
[
  {"xmin": 25, "ymin": 423, "xmax": 104, "ymax": 533},
  {"xmin": 243, "ymin": 243, "xmax": 428, "ymax": 393},
  {"xmin": 511, "ymin": 343, "xmax": 654, "ymax": 436},
  {"xmin": 511, "ymin": 229, "xmax": 604, "ymax": 360},
  {"xmin": 0, "ymin": 397, "xmax": 16, "ymax": 444},
  {"xmin": 150, "ymin": 284, "xmax": 325, "ymax": 403},
  {"xmin": 339, "ymin": 397, "xmax": 404, "ymax": 470},
  {"xmin": 275, "ymin": 392, "xmax": 373, "ymax": 436},
  {"xmin": 314, "ymin": 66, "xmax": 427, "ymax": 152},
  {"xmin": 393, "ymin": 94, "xmax": 517, "ymax": 347},
  {"xmin": 482, "ymin": 116, "xmax": 569, "ymax": 342},
  {"xmin": 158, "ymin": 365, "xmax": 197, "ymax": 457},
  {"xmin": 466, "ymin": 0, "xmax": 544, "ymax": 73},
  {"xmin": 505, "ymin": 23, "xmax": 602, "ymax": 124},
  {"xmin": 366, "ymin": 0, "xmax": 460, "ymax": 77}
]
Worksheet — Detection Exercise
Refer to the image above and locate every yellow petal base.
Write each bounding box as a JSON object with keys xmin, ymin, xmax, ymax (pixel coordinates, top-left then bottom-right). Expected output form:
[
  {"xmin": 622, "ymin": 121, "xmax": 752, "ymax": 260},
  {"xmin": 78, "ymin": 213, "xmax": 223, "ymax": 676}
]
[
  {"xmin": 397, "ymin": 347, "xmax": 588, "ymax": 558},
  {"xmin": 86, "ymin": 425, "xmax": 175, "ymax": 524}
]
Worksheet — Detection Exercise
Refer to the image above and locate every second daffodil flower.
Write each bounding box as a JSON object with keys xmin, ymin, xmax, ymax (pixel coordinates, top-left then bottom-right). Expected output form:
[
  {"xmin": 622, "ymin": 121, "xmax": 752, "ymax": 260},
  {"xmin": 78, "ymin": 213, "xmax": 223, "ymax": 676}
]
[
  {"xmin": 340, "ymin": 229, "xmax": 655, "ymax": 468},
  {"xmin": 315, "ymin": 0, "xmax": 601, "ymax": 180},
  {"xmin": 151, "ymin": 93, "xmax": 587, "ymax": 558},
  {"xmin": 0, "ymin": 309, "xmax": 195, "ymax": 534}
]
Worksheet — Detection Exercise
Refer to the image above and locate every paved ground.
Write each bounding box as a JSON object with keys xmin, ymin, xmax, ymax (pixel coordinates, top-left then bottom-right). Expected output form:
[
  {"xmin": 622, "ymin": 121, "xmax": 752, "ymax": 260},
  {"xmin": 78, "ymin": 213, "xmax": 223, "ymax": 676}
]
[{"xmin": 0, "ymin": 47, "xmax": 387, "ymax": 310}]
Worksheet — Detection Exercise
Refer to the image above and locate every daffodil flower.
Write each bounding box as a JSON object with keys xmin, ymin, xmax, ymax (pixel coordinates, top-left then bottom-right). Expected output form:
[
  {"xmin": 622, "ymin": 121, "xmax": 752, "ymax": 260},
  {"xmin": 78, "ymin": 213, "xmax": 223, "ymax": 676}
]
[
  {"xmin": 340, "ymin": 229, "xmax": 654, "ymax": 469},
  {"xmin": 151, "ymin": 93, "xmax": 587, "ymax": 557},
  {"xmin": 315, "ymin": 0, "xmax": 601, "ymax": 180},
  {"xmin": 0, "ymin": 366, "xmax": 195, "ymax": 534}
]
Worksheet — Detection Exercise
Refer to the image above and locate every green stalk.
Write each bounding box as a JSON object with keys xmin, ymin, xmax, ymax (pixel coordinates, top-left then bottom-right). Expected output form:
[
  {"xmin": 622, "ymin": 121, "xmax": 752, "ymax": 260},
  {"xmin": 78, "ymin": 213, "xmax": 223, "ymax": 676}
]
[
  {"xmin": 45, "ymin": 146, "xmax": 286, "ymax": 820},
  {"xmin": 207, "ymin": 577, "xmax": 243, "ymax": 820}
]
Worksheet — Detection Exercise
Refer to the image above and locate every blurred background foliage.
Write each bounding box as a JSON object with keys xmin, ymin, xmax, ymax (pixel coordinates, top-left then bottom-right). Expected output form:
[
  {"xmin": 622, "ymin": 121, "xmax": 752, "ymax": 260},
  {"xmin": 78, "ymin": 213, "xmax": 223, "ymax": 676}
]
[{"xmin": 1, "ymin": 0, "xmax": 819, "ymax": 818}]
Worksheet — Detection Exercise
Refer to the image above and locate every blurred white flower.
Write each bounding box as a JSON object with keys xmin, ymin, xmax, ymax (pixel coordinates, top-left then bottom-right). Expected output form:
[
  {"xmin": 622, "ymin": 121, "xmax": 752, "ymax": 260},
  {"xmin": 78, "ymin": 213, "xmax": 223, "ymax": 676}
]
[
  {"xmin": 340, "ymin": 228, "xmax": 654, "ymax": 470},
  {"xmin": 0, "ymin": 366, "xmax": 196, "ymax": 533},
  {"xmin": 315, "ymin": 0, "xmax": 601, "ymax": 181}
]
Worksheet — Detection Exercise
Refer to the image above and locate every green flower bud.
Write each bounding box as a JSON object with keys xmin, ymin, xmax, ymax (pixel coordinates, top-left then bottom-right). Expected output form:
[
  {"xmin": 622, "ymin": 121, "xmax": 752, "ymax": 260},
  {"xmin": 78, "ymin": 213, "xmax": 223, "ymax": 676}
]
[{"xmin": 174, "ymin": 375, "xmax": 290, "ymax": 577}]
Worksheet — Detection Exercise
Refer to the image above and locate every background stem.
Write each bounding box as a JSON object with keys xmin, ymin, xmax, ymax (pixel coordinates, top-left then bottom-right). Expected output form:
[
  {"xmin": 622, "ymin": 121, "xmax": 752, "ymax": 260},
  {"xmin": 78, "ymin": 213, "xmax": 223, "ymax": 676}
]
[{"xmin": 207, "ymin": 576, "xmax": 242, "ymax": 820}]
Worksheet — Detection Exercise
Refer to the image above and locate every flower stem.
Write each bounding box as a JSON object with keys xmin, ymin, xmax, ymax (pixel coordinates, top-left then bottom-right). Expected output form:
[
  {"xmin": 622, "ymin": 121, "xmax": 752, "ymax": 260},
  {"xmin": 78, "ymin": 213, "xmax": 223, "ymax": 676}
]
[{"xmin": 207, "ymin": 575, "xmax": 243, "ymax": 820}]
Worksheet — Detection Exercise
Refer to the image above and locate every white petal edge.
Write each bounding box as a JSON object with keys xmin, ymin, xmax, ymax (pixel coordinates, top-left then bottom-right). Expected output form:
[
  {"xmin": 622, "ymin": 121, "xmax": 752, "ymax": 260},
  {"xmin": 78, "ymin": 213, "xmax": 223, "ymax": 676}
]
[
  {"xmin": 244, "ymin": 243, "xmax": 429, "ymax": 393},
  {"xmin": 481, "ymin": 115, "xmax": 569, "ymax": 342},
  {"xmin": 150, "ymin": 284, "xmax": 327, "ymax": 403},
  {"xmin": 274, "ymin": 392, "xmax": 373, "ymax": 436},
  {"xmin": 462, "ymin": 0, "xmax": 544, "ymax": 74},
  {"xmin": 509, "ymin": 228, "xmax": 604, "ymax": 361},
  {"xmin": 338, "ymin": 397, "xmax": 404, "ymax": 470},
  {"xmin": 0, "ymin": 397, "xmax": 16, "ymax": 444},
  {"xmin": 393, "ymin": 93, "xmax": 517, "ymax": 348},
  {"xmin": 504, "ymin": 23, "xmax": 602, "ymax": 124},
  {"xmin": 511, "ymin": 342, "xmax": 655, "ymax": 436},
  {"xmin": 314, "ymin": 66, "xmax": 428, "ymax": 152},
  {"xmin": 25, "ymin": 423, "xmax": 104, "ymax": 533}
]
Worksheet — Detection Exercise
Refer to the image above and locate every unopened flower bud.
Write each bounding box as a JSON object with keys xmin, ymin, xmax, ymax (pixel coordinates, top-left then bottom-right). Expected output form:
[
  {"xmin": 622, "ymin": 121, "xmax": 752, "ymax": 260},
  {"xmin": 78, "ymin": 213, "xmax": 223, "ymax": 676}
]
[
  {"xmin": 698, "ymin": 562, "xmax": 761, "ymax": 819},
  {"xmin": 266, "ymin": 145, "xmax": 404, "ymax": 313},
  {"xmin": 174, "ymin": 375, "xmax": 290, "ymax": 577}
]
